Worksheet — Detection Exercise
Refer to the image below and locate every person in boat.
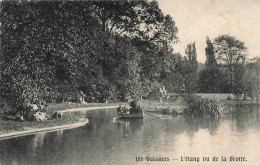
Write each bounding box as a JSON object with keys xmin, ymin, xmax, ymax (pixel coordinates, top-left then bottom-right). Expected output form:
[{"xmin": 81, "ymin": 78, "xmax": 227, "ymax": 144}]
[
  {"xmin": 117, "ymin": 105, "xmax": 124, "ymax": 115},
  {"xmin": 117, "ymin": 104, "xmax": 131, "ymax": 115},
  {"xmin": 117, "ymin": 100, "xmax": 141, "ymax": 115},
  {"xmin": 129, "ymin": 100, "xmax": 141, "ymax": 114}
]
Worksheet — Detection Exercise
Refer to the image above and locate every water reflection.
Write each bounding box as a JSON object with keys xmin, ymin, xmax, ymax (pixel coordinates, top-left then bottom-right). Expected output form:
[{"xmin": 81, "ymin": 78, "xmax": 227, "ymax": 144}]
[
  {"xmin": 33, "ymin": 132, "xmax": 46, "ymax": 148},
  {"xmin": 0, "ymin": 105, "xmax": 259, "ymax": 165},
  {"xmin": 114, "ymin": 119, "xmax": 144, "ymax": 138}
]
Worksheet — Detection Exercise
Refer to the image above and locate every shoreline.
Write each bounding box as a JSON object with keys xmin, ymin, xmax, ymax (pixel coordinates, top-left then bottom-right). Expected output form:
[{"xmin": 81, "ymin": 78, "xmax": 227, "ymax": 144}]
[
  {"xmin": 58, "ymin": 105, "xmax": 119, "ymax": 113},
  {"xmin": 1, "ymin": 100, "xmax": 258, "ymax": 139},
  {"xmin": 222, "ymin": 100, "xmax": 260, "ymax": 106},
  {"xmin": 0, "ymin": 118, "xmax": 89, "ymax": 140},
  {"xmin": 0, "ymin": 105, "xmax": 119, "ymax": 140}
]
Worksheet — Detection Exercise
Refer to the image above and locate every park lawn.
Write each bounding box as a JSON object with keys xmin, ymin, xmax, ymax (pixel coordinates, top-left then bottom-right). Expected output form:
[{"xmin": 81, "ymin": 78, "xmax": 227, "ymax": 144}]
[
  {"xmin": 197, "ymin": 93, "xmax": 259, "ymax": 105},
  {"xmin": 141, "ymin": 100, "xmax": 186, "ymax": 114},
  {"xmin": 197, "ymin": 93, "xmax": 231, "ymax": 101},
  {"xmin": 142, "ymin": 93, "xmax": 259, "ymax": 116}
]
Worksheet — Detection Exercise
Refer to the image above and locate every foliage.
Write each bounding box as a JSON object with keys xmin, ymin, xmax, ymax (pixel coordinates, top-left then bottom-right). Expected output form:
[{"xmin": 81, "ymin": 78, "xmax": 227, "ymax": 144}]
[
  {"xmin": 1, "ymin": 2, "xmax": 99, "ymax": 113},
  {"xmin": 214, "ymin": 35, "xmax": 247, "ymax": 92},
  {"xmin": 0, "ymin": 1, "xmax": 179, "ymax": 117},
  {"xmin": 183, "ymin": 43, "xmax": 198, "ymax": 94},
  {"xmin": 199, "ymin": 35, "xmax": 251, "ymax": 95},
  {"xmin": 199, "ymin": 37, "xmax": 230, "ymax": 93},
  {"xmin": 92, "ymin": 0, "xmax": 178, "ymax": 44},
  {"xmin": 244, "ymin": 58, "xmax": 260, "ymax": 101},
  {"xmin": 205, "ymin": 37, "xmax": 217, "ymax": 67},
  {"xmin": 233, "ymin": 63, "xmax": 246, "ymax": 99},
  {"xmin": 199, "ymin": 67, "xmax": 230, "ymax": 93},
  {"xmin": 183, "ymin": 95, "xmax": 224, "ymax": 117}
]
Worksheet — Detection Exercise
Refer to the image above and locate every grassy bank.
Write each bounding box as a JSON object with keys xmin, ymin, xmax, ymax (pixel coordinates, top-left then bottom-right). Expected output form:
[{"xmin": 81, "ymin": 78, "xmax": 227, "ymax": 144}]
[
  {"xmin": 0, "ymin": 113, "xmax": 81, "ymax": 135},
  {"xmin": 0, "ymin": 102, "xmax": 118, "ymax": 135},
  {"xmin": 47, "ymin": 102, "xmax": 119, "ymax": 113},
  {"xmin": 142, "ymin": 93, "xmax": 256, "ymax": 117},
  {"xmin": 197, "ymin": 93, "xmax": 260, "ymax": 106},
  {"xmin": 141, "ymin": 100, "xmax": 186, "ymax": 115}
]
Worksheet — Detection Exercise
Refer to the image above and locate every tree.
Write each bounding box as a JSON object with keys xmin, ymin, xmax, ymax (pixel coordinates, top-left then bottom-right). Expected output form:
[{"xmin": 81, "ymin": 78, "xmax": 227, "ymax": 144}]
[
  {"xmin": 1, "ymin": 2, "xmax": 57, "ymax": 113},
  {"xmin": 183, "ymin": 42, "xmax": 198, "ymax": 94},
  {"xmin": 90, "ymin": 0, "xmax": 179, "ymax": 101},
  {"xmin": 199, "ymin": 37, "xmax": 228, "ymax": 93},
  {"xmin": 1, "ymin": 1, "xmax": 179, "ymax": 116},
  {"xmin": 233, "ymin": 63, "xmax": 246, "ymax": 99},
  {"xmin": 1, "ymin": 1, "xmax": 101, "ymax": 111},
  {"xmin": 91, "ymin": 0, "xmax": 178, "ymax": 45},
  {"xmin": 101, "ymin": 36, "xmax": 141, "ymax": 101},
  {"xmin": 205, "ymin": 37, "xmax": 217, "ymax": 67},
  {"xmin": 245, "ymin": 57, "xmax": 260, "ymax": 101},
  {"xmin": 214, "ymin": 35, "xmax": 247, "ymax": 92}
]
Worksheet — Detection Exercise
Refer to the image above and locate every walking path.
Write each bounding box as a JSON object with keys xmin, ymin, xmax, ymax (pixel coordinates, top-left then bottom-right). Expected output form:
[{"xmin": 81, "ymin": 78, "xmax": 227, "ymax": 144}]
[
  {"xmin": 58, "ymin": 105, "xmax": 119, "ymax": 113},
  {"xmin": 0, "ymin": 105, "xmax": 119, "ymax": 140}
]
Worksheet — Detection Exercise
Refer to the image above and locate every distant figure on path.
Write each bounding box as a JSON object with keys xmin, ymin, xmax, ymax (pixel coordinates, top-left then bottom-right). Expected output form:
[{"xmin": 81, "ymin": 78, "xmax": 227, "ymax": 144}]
[{"xmin": 79, "ymin": 91, "xmax": 87, "ymax": 105}]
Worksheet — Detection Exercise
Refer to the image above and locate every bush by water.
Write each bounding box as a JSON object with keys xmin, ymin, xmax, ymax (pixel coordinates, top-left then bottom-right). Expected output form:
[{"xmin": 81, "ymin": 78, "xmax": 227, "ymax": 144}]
[{"xmin": 183, "ymin": 95, "xmax": 224, "ymax": 117}]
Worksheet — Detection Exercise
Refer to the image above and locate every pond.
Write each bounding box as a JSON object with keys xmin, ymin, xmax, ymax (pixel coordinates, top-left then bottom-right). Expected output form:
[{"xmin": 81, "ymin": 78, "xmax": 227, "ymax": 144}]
[{"xmin": 0, "ymin": 105, "xmax": 259, "ymax": 165}]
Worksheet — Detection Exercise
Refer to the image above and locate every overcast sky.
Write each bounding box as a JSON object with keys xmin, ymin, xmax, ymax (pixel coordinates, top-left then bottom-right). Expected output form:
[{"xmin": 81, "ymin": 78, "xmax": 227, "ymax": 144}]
[{"xmin": 157, "ymin": 0, "xmax": 260, "ymax": 62}]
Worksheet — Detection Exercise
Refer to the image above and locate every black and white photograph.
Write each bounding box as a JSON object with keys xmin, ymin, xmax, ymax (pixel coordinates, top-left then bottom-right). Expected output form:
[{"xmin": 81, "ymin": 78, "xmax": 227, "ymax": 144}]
[{"xmin": 0, "ymin": 0, "xmax": 259, "ymax": 164}]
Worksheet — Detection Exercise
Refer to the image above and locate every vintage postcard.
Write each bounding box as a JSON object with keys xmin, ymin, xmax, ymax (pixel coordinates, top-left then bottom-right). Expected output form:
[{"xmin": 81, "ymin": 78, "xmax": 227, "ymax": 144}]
[{"xmin": 0, "ymin": 0, "xmax": 259, "ymax": 165}]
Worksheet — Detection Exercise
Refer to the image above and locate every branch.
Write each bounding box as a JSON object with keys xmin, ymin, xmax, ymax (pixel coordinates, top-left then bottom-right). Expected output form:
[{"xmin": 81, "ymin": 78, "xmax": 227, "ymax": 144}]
[{"xmin": 117, "ymin": 19, "xmax": 142, "ymax": 36}]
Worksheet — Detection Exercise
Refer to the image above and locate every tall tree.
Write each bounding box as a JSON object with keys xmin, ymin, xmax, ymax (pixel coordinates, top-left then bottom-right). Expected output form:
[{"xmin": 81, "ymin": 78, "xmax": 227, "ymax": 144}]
[
  {"xmin": 183, "ymin": 42, "xmax": 198, "ymax": 94},
  {"xmin": 233, "ymin": 62, "xmax": 246, "ymax": 99},
  {"xmin": 1, "ymin": 0, "xmax": 179, "ymax": 115},
  {"xmin": 214, "ymin": 35, "xmax": 247, "ymax": 92},
  {"xmin": 91, "ymin": 0, "xmax": 178, "ymax": 45},
  {"xmin": 205, "ymin": 37, "xmax": 217, "ymax": 67},
  {"xmin": 1, "ymin": 1, "xmax": 102, "ymax": 111},
  {"xmin": 199, "ymin": 37, "xmax": 226, "ymax": 93},
  {"xmin": 245, "ymin": 57, "xmax": 260, "ymax": 101},
  {"xmin": 91, "ymin": 0, "xmax": 179, "ymax": 100}
]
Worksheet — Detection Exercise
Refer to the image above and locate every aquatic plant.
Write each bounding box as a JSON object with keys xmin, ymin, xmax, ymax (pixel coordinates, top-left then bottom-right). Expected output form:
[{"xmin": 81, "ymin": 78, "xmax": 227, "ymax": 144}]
[{"xmin": 183, "ymin": 95, "xmax": 224, "ymax": 117}]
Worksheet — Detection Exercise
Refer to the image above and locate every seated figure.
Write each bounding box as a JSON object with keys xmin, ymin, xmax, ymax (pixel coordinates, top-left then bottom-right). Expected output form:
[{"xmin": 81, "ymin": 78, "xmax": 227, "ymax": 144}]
[
  {"xmin": 117, "ymin": 105, "xmax": 130, "ymax": 115},
  {"xmin": 129, "ymin": 100, "xmax": 141, "ymax": 114}
]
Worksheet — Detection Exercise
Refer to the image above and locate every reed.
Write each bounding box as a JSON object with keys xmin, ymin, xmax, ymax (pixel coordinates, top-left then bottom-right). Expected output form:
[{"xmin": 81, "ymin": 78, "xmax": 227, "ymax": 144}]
[{"xmin": 183, "ymin": 95, "xmax": 224, "ymax": 117}]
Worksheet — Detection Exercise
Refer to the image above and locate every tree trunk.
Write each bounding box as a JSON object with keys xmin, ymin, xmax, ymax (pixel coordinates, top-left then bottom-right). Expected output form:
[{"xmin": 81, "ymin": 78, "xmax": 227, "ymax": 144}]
[{"xmin": 230, "ymin": 64, "xmax": 234, "ymax": 92}]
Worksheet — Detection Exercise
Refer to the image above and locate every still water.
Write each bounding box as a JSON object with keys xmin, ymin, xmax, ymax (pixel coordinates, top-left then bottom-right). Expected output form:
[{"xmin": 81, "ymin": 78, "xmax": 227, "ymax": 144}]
[{"xmin": 0, "ymin": 105, "xmax": 259, "ymax": 165}]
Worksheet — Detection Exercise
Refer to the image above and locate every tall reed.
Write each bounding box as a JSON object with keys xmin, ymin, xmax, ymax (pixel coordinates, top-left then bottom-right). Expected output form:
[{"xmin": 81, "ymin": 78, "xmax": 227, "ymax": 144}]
[{"xmin": 183, "ymin": 95, "xmax": 224, "ymax": 117}]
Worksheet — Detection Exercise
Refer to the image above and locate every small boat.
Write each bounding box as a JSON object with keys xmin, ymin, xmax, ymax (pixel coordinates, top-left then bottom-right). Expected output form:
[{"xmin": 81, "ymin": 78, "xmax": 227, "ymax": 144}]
[{"xmin": 119, "ymin": 110, "xmax": 144, "ymax": 119}]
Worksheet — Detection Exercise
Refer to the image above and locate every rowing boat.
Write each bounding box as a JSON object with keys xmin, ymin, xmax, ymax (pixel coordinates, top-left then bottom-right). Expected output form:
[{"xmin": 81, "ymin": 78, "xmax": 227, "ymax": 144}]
[{"xmin": 118, "ymin": 110, "xmax": 144, "ymax": 119}]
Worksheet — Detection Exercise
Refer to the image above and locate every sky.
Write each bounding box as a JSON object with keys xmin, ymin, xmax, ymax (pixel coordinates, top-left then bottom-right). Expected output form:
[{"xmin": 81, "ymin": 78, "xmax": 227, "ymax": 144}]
[{"xmin": 157, "ymin": 0, "xmax": 260, "ymax": 62}]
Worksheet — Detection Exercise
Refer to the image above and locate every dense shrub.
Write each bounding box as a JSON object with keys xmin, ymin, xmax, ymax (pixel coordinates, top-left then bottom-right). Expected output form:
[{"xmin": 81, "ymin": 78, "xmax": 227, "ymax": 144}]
[{"xmin": 0, "ymin": 99, "xmax": 14, "ymax": 117}]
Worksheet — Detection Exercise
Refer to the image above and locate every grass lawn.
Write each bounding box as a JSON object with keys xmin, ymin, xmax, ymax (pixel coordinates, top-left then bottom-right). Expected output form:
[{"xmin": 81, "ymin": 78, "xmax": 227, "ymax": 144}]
[
  {"xmin": 197, "ymin": 93, "xmax": 260, "ymax": 105},
  {"xmin": 141, "ymin": 100, "xmax": 186, "ymax": 114},
  {"xmin": 197, "ymin": 93, "xmax": 231, "ymax": 101}
]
